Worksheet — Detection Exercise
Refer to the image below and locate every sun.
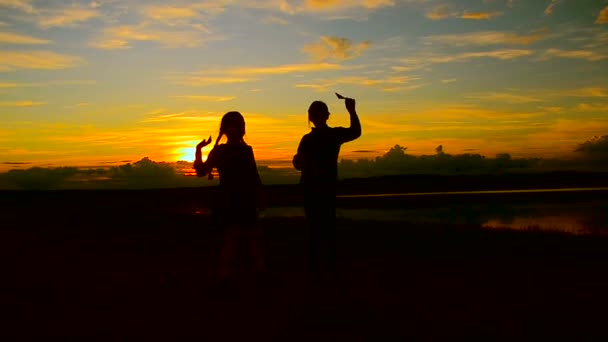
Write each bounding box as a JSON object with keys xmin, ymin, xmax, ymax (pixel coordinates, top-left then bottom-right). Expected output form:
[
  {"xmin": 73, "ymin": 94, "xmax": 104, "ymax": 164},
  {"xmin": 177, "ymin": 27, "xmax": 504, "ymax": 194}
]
[
  {"xmin": 175, "ymin": 141, "xmax": 207, "ymax": 162},
  {"xmin": 178, "ymin": 146, "xmax": 196, "ymax": 162}
]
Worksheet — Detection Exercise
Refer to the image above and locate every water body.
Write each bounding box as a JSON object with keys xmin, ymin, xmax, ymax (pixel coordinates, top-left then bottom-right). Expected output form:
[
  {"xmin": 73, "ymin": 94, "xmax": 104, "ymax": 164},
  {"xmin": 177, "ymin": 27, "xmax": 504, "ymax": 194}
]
[{"xmin": 260, "ymin": 188, "xmax": 608, "ymax": 236}]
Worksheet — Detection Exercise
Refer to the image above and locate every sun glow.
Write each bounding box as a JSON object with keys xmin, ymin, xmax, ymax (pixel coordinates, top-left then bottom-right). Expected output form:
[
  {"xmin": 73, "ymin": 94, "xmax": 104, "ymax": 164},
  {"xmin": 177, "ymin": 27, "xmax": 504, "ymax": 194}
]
[{"xmin": 175, "ymin": 141, "xmax": 207, "ymax": 162}]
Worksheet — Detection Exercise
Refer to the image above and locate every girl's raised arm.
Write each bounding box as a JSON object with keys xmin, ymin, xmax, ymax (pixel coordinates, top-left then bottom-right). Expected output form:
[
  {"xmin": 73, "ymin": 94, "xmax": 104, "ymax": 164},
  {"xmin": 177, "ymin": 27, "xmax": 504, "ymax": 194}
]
[{"xmin": 194, "ymin": 136, "xmax": 214, "ymax": 177}]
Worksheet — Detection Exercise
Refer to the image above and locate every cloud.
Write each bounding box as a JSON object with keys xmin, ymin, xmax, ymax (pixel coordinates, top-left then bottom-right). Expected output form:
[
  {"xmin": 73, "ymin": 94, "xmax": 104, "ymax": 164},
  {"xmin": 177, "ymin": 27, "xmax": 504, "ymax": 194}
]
[
  {"xmin": 141, "ymin": 111, "xmax": 223, "ymax": 123},
  {"xmin": 170, "ymin": 95, "xmax": 236, "ymax": 102},
  {"xmin": 542, "ymin": 48, "xmax": 607, "ymax": 61},
  {"xmin": 167, "ymin": 75, "xmax": 253, "ymax": 86},
  {"xmin": 92, "ymin": 24, "xmax": 207, "ymax": 49},
  {"xmin": 38, "ymin": 6, "xmax": 99, "ymax": 28},
  {"xmin": 302, "ymin": 36, "xmax": 370, "ymax": 62},
  {"xmin": 0, "ymin": 0, "xmax": 35, "ymax": 13},
  {"xmin": 261, "ymin": 15, "xmax": 289, "ymax": 25},
  {"xmin": 275, "ymin": 0, "xmax": 396, "ymax": 14},
  {"xmin": 460, "ymin": 11, "xmax": 503, "ymax": 20},
  {"xmin": 424, "ymin": 30, "xmax": 548, "ymax": 46},
  {"xmin": 426, "ymin": 4, "xmax": 502, "ymax": 20},
  {"xmin": 466, "ymin": 92, "xmax": 543, "ymax": 104},
  {"xmin": 169, "ymin": 61, "xmax": 346, "ymax": 87},
  {"xmin": 226, "ymin": 62, "xmax": 346, "ymax": 75},
  {"xmin": 597, "ymin": 6, "xmax": 608, "ymax": 24},
  {"xmin": 0, "ymin": 51, "xmax": 85, "ymax": 71},
  {"xmin": 430, "ymin": 49, "xmax": 533, "ymax": 63},
  {"xmin": 576, "ymin": 103, "xmax": 608, "ymax": 112},
  {"xmin": 0, "ymin": 31, "xmax": 50, "ymax": 44},
  {"xmin": 142, "ymin": 4, "xmax": 211, "ymax": 29},
  {"xmin": 545, "ymin": 0, "xmax": 558, "ymax": 16},
  {"xmin": 144, "ymin": 5, "xmax": 200, "ymax": 21},
  {"xmin": 0, "ymin": 81, "xmax": 19, "ymax": 88},
  {"xmin": 0, "ymin": 79, "xmax": 95, "ymax": 87},
  {"xmin": 563, "ymin": 87, "xmax": 608, "ymax": 97},
  {"xmin": 0, "ymin": 100, "xmax": 46, "ymax": 107},
  {"xmin": 296, "ymin": 75, "xmax": 420, "ymax": 92},
  {"xmin": 426, "ymin": 4, "xmax": 456, "ymax": 20}
]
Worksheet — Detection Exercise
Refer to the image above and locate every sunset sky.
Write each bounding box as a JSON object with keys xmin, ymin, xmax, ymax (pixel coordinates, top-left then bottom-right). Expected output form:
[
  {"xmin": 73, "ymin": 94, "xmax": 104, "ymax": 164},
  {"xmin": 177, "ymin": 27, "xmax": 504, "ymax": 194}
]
[{"xmin": 1, "ymin": 0, "xmax": 607, "ymax": 170}]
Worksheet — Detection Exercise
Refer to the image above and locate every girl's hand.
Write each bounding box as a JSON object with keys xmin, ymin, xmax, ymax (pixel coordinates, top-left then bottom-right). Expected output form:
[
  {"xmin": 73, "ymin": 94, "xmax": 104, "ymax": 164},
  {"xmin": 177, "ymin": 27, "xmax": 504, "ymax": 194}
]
[{"xmin": 197, "ymin": 136, "xmax": 212, "ymax": 149}]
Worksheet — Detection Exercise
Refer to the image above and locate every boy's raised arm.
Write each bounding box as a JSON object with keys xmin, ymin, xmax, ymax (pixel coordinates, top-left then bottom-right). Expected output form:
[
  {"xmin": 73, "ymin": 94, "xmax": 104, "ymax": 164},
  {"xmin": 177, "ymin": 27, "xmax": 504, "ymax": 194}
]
[{"xmin": 342, "ymin": 97, "xmax": 361, "ymax": 142}]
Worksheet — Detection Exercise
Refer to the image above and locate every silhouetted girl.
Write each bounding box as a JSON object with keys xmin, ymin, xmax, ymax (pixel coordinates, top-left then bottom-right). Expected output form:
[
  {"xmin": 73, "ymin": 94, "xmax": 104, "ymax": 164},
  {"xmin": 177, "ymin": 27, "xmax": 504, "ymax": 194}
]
[
  {"xmin": 292, "ymin": 95, "xmax": 361, "ymax": 277},
  {"xmin": 194, "ymin": 111, "xmax": 264, "ymax": 285}
]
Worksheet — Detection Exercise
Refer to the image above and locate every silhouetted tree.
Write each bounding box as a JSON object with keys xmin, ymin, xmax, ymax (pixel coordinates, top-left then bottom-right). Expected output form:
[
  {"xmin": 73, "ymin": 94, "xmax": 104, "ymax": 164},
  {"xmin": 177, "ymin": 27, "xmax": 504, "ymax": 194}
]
[
  {"xmin": 6, "ymin": 167, "xmax": 78, "ymax": 190},
  {"xmin": 575, "ymin": 135, "xmax": 608, "ymax": 156},
  {"xmin": 435, "ymin": 145, "xmax": 444, "ymax": 155}
]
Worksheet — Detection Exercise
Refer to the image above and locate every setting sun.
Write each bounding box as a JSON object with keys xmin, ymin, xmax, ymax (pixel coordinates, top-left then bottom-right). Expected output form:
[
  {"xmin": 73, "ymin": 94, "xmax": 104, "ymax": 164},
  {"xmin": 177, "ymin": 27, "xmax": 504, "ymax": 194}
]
[{"xmin": 174, "ymin": 141, "xmax": 208, "ymax": 162}]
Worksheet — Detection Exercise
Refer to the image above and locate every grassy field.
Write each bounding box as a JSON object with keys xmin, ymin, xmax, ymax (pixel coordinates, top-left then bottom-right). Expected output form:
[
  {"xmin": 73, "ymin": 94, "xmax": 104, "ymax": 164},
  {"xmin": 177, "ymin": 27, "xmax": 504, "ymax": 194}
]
[{"xmin": 1, "ymin": 189, "xmax": 608, "ymax": 340}]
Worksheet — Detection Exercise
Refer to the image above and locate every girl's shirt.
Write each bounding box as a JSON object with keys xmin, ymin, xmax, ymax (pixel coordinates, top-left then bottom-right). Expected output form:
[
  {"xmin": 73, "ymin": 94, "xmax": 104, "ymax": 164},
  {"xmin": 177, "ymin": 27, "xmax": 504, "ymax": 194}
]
[{"xmin": 196, "ymin": 142, "xmax": 261, "ymax": 194}]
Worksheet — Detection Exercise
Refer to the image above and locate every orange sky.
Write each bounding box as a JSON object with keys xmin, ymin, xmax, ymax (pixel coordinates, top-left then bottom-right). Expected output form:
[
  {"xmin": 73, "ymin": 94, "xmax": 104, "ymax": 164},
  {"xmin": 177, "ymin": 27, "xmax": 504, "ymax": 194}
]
[{"xmin": 1, "ymin": 0, "xmax": 607, "ymax": 171}]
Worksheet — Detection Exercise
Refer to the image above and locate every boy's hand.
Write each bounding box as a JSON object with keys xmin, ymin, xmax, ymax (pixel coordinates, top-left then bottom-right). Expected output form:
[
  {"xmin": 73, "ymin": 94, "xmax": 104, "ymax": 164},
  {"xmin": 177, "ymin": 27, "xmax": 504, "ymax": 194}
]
[
  {"xmin": 197, "ymin": 136, "xmax": 212, "ymax": 149},
  {"xmin": 345, "ymin": 97, "xmax": 356, "ymax": 113}
]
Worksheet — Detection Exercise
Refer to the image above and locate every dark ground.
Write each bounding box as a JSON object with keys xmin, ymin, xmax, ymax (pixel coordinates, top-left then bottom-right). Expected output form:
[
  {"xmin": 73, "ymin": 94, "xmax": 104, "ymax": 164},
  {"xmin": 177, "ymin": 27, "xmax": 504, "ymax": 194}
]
[{"xmin": 1, "ymin": 186, "xmax": 608, "ymax": 340}]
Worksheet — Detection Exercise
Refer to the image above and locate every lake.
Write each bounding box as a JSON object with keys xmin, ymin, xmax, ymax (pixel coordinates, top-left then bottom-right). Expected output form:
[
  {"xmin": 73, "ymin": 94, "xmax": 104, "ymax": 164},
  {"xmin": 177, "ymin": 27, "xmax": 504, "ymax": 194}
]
[{"xmin": 258, "ymin": 188, "xmax": 608, "ymax": 236}]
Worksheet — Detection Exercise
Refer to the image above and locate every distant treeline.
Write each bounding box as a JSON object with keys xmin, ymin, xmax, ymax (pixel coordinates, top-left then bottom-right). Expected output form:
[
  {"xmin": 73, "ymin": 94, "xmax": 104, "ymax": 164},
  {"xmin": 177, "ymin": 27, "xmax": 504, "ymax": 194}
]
[
  {"xmin": 340, "ymin": 136, "xmax": 608, "ymax": 178},
  {"xmin": 1, "ymin": 135, "xmax": 606, "ymax": 190}
]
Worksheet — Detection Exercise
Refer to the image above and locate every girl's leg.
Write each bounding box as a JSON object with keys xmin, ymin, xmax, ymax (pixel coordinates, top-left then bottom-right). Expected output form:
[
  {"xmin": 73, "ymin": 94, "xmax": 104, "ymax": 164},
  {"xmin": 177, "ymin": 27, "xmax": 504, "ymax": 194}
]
[
  {"xmin": 218, "ymin": 225, "xmax": 239, "ymax": 281},
  {"xmin": 248, "ymin": 223, "xmax": 266, "ymax": 274}
]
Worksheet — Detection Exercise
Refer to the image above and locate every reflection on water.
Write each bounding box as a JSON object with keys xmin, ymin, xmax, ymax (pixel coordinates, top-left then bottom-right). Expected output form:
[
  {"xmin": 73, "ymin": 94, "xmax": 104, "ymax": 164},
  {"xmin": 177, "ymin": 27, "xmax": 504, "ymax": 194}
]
[
  {"xmin": 191, "ymin": 189, "xmax": 608, "ymax": 235},
  {"xmin": 259, "ymin": 206, "xmax": 608, "ymax": 236},
  {"xmin": 485, "ymin": 216, "xmax": 588, "ymax": 235}
]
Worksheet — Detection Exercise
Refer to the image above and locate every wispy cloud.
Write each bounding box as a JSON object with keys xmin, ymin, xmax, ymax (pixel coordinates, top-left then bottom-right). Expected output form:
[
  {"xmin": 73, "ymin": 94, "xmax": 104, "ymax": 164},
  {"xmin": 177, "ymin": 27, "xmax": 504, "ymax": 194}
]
[
  {"xmin": 302, "ymin": 36, "xmax": 370, "ymax": 62},
  {"xmin": 597, "ymin": 6, "xmax": 608, "ymax": 24},
  {"xmin": 141, "ymin": 111, "xmax": 223, "ymax": 123},
  {"xmin": 460, "ymin": 11, "xmax": 503, "ymax": 20},
  {"xmin": 170, "ymin": 95, "xmax": 236, "ymax": 102},
  {"xmin": 426, "ymin": 4, "xmax": 502, "ymax": 20},
  {"xmin": 0, "ymin": 31, "xmax": 50, "ymax": 44},
  {"xmin": 226, "ymin": 62, "xmax": 346, "ymax": 75},
  {"xmin": 143, "ymin": 5, "xmax": 200, "ymax": 22},
  {"xmin": 0, "ymin": 79, "xmax": 95, "ymax": 87},
  {"xmin": 426, "ymin": 4, "xmax": 457, "ymax": 20},
  {"xmin": 541, "ymin": 48, "xmax": 607, "ymax": 61},
  {"xmin": 576, "ymin": 103, "xmax": 608, "ymax": 111},
  {"xmin": 168, "ymin": 62, "xmax": 347, "ymax": 86},
  {"xmin": 261, "ymin": 15, "xmax": 289, "ymax": 25},
  {"xmin": 0, "ymin": 51, "xmax": 84, "ymax": 71},
  {"xmin": 0, "ymin": 0, "xmax": 35, "ymax": 13},
  {"xmin": 466, "ymin": 92, "xmax": 543, "ymax": 104},
  {"xmin": 563, "ymin": 87, "xmax": 608, "ymax": 97},
  {"xmin": 142, "ymin": 4, "xmax": 213, "ymax": 29},
  {"xmin": 296, "ymin": 75, "xmax": 420, "ymax": 92},
  {"xmin": 424, "ymin": 30, "xmax": 548, "ymax": 46},
  {"xmin": 273, "ymin": 0, "xmax": 396, "ymax": 14},
  {"xmin": 38, "ymin": 6, "xmax": 99, "ymax": 28},
  {"xmin": 92, "ymin": 24, "xmax": 208, "ymax": 49},
  {"xmin": 430, "ymin": 49, "xmax": 533, "ymax": 63},
  {"xmin": 0, "ymin": 81, "xmax": 19, "ymax": 88},
  {"xmin": 167, "ymin": 75, "xmax": 253, "ymax": 86},
  {"xmin": 0, "ymin": 100, "xmax": 46, "ymax": 107},
  {"xmin": 402, "ymin": 104, "xmax": 546, "ymax": 121},
  {"xmin": 545, "ymin": 0, "xmax": 559, "ymax": 16}
]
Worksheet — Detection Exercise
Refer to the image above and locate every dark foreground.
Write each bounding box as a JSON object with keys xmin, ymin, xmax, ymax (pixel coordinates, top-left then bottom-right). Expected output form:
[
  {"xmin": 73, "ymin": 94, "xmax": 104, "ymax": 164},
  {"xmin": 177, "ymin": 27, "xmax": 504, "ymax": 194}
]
[{"xmin": 2, "ymin": 206, "xmax": 608, "ymax": 341}]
